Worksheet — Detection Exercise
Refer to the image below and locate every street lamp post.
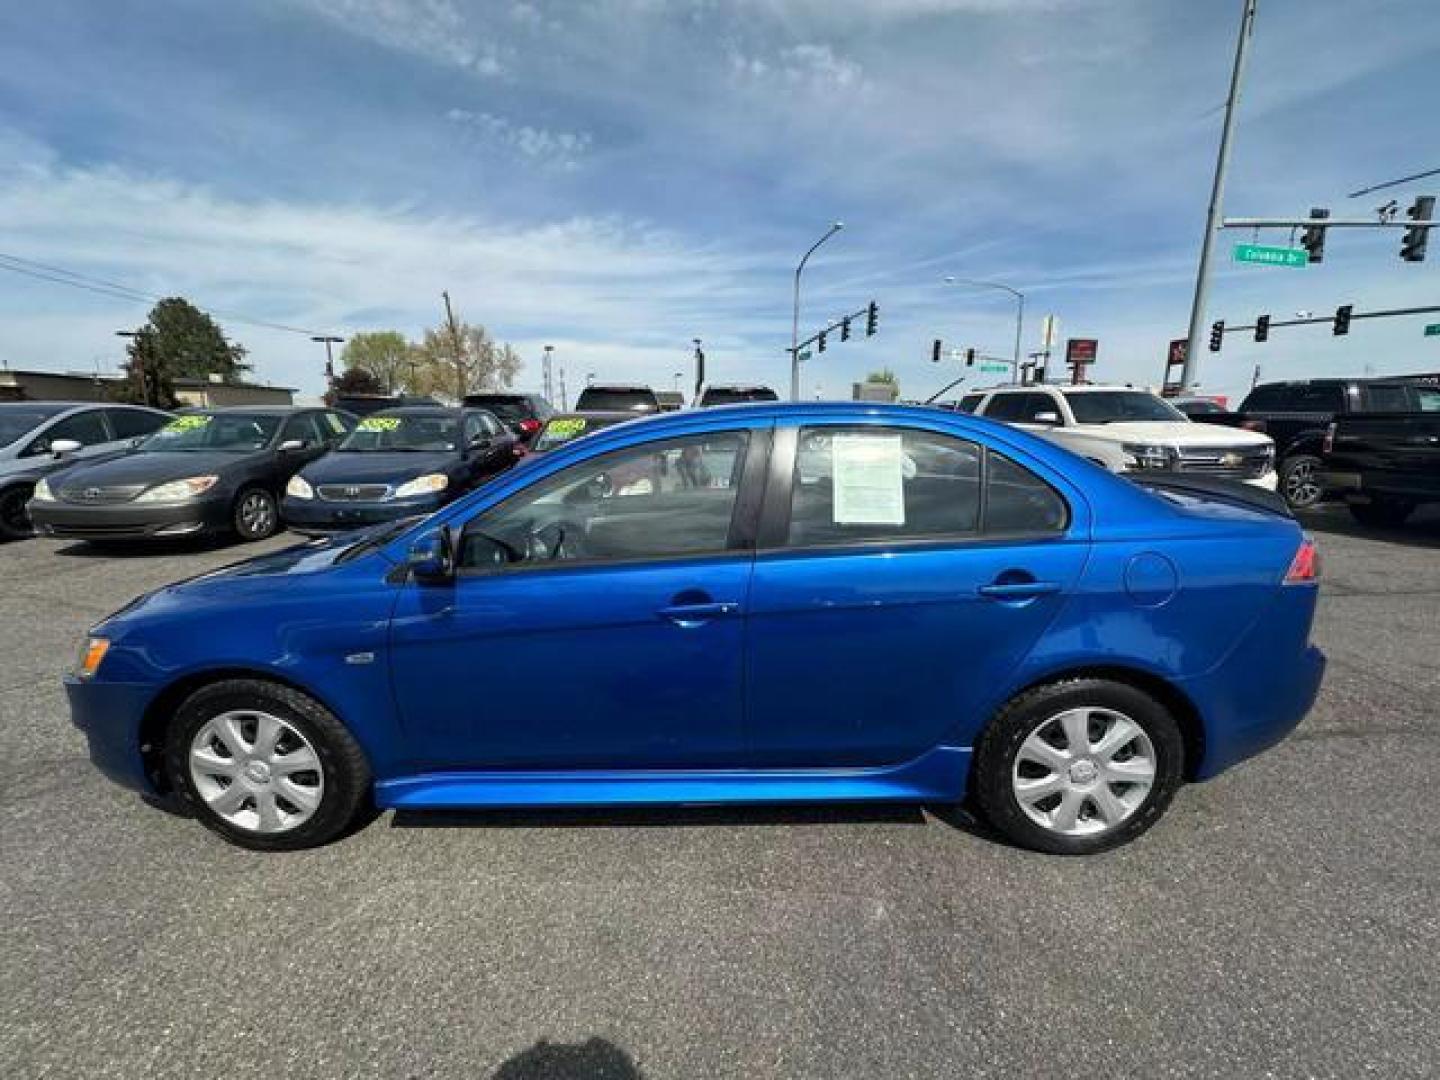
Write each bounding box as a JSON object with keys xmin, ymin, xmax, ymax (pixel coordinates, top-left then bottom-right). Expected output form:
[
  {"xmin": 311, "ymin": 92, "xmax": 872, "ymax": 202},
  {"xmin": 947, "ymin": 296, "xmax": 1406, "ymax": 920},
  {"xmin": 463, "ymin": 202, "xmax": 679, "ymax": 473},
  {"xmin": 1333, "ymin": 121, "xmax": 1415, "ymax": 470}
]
[
  {"xmin": 791, "ymin": 221, "xmax": 844, "ymax": 401},
  {"xmin": 943, "ymin": 277, "xmax": 1025, "ymax": 383},
  {"xmin": 311, "ymin": 335, "xmax": 344, "ymax": 391},
  {"xmin": 693, "ymin": 338, "xmax": 705, "ymax": 400}
]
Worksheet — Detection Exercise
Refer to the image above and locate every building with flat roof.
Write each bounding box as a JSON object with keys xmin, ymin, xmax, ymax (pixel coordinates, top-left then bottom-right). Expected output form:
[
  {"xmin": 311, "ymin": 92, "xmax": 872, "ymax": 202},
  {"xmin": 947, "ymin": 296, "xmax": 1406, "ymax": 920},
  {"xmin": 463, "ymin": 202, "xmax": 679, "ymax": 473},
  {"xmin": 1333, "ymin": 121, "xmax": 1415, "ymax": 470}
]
[{"xmin": 0, "ymin": 368, "xmax": 294, "ymax": 407}]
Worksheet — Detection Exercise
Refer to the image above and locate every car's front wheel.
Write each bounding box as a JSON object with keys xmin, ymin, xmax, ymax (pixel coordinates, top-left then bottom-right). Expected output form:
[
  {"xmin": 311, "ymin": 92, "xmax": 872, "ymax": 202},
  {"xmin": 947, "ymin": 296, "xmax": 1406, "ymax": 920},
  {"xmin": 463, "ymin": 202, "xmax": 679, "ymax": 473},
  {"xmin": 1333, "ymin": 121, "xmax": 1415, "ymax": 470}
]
[
  {"xmin": 166, "ymin": 679, "xmax": 371, "ymax": 850},
  {"xmin": 0, "ymin": 484, "xmax": 34, "ymax": 541},
  {"xmin": 233, "ymin": 486, "xmax": 279, "ymax": 541},
  {"xmin": 971, "ymin": 678, "xmax": 1184, "ymax": 855}
]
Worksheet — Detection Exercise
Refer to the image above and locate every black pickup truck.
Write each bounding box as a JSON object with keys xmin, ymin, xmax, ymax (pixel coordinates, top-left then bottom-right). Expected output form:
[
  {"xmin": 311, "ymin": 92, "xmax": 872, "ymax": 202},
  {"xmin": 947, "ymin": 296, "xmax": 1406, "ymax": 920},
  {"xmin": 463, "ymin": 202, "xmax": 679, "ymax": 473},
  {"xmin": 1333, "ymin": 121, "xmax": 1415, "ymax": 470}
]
[
  {"xmin": 1319, "ymin": 390, "xmax": 1440, "ymax": 526},
  {"xmin": 1202, "ymin": 378, "xmax": 1440, "ymax": 509}
]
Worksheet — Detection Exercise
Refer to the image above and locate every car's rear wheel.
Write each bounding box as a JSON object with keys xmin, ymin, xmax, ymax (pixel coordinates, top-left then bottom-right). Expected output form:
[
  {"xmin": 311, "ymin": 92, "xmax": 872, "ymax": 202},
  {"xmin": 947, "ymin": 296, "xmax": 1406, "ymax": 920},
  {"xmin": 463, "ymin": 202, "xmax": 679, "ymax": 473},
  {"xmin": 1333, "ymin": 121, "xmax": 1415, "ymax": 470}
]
[
  {"xmin": 972, "ymin": 678, "xmax": 1184, "ymax": 855},
  {"xmin": 0, "ymin": 484, "xmax": 34, "ymax": 541},
  {"xmin": 233, "ymin": 487, "xmax": 278, "ymax": 541},
  {"xmin": 166, "ymin": 679, "xmax": 371, "ymax": 850},
  {"xmin": 1348, "ymin": 497, "xmax": 1415, "ymax": 528},
  {"xmin": 1280, "ymin": 454, "xmax": 1323, "ymax": 510}
]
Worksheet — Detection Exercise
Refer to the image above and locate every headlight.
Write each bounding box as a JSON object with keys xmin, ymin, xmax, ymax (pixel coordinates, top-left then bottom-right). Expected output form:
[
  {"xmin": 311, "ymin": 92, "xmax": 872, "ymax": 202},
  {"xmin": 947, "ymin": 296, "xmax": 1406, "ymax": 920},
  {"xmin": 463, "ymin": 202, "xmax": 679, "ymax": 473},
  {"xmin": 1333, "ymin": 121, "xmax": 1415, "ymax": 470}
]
[
  {"xmin": 286, "ymin": 475, "xmax": 314, "ymax": 499},
  {"xmin": 392, "ymin": 473, "xmax": 449, "ymax": 499},
  {"xmin": 32, "ymin": 477, "xmax": 55, "ymax": 502},
  {"xmin": 135, "ymin": 475, "xmax": 219, "ymax": 502},
  {"xmin": 74, "ymin": 636, "xmax": 110, "ymax": 679},
  {"xmin": 1121, "ymin": 444, "xmax": 1174, "ymax": 471}
]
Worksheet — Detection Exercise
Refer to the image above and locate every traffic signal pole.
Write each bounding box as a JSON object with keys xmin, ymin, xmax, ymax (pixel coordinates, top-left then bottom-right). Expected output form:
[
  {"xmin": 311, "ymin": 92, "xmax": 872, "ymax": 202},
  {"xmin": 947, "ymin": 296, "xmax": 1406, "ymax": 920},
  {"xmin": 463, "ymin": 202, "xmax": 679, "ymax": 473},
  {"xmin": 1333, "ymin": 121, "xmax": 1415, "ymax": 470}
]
[{"xmin": 1181, "ymin": 0, "xmax": 1257, "ymax": 392}]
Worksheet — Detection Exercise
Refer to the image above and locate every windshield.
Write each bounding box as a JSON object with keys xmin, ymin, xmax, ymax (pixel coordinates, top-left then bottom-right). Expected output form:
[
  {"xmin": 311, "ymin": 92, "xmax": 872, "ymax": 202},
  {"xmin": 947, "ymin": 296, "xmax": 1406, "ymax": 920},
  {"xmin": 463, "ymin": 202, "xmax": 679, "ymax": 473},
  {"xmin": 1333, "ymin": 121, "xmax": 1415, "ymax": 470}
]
[
  {"xmin": 533, "ymin": 414, "xmax": 626, "ymax": 451},
  {"xmin": 0, "ymin": 409, "xmax": 65, "ymax": 446},
  {"xmin": 702, "ymin": 387, "xmax": 778, "ymax": 406},
  {"xmin": 1065, "ymin": 392, "xmax": 1187, "ymax": 424},
  {"xmin": 338, "ymin": 414, "xmax": 461, "ymax": 452},
  {"xmin": 575, "ymin": 388, "xmax": 657, "ymax": 412},
  {"xmin": 464, "ymin": 396, "xmax": 528, "ymax": 422},
  {"xmin": 143, "ymin": 413, "xmax": 280, "ymax": 452}
]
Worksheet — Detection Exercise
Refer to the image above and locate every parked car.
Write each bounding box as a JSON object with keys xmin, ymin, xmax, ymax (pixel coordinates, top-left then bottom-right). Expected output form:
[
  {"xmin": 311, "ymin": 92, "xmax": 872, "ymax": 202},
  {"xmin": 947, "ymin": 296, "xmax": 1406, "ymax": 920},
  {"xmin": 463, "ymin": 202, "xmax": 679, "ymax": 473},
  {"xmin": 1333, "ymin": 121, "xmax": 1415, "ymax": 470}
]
[
  {"xmin": 965, "ymin": 384, "xmax": 1277, "ymax": 489},
  {"xmin": 0, "ymin": 402, "xmax": 171, "ymax": 540},
  {"xmin": 461, "ymin": 392, "xmax": 554, "ymax": 444},
  {"xmin": 1319, "ymin": 390, "xmax": 1440, "ymax": 526},
  {"xmin": 696, "ymin": 384, "xmax": 780, "ymax": 407},
  {"xmin": 28, "ymin": 406, "xmax": 354, "ymax": 542},
  {"xmin": 282, "ymin": 407, "xmax": 518, "ymax": 536},
  {"xmin": 524, "ymin": 411, "xmax": 634, "ymax": 456},
  {"xmin": 1199, "ymin": 378, "xmax": 1439, "ymax": 509},
  {"xmin": 573, "ymin": 383, "xmax": 661, "ymax": 414},
  {"xmin": 1170, "ymin": 396, "xmax": 1229, "ymax": 418},
  {"xmin": 66, "ymin": 402, "xmax": 1323, "ymax": 854}
]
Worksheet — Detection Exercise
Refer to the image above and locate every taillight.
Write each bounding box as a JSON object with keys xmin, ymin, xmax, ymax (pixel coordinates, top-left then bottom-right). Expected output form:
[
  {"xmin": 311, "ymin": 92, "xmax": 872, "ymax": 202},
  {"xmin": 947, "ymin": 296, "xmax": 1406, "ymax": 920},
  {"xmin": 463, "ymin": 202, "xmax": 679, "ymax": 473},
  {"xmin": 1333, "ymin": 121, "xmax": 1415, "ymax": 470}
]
[
  {"xmin": 1284, "ymin": 536, "xmax": 1320, "ymax": 584},
  {"xmin": 519, "ymin": 418, "xmax": 542, "ymax": 435},
  {"xmin": 1241, "ymin": 419, "xmax": 1266, "ymax": 432},
  {"xmin": 512, "ymin": 444, "xmax": 527, "ymax": 458},
  {"xmin": 1322, "ymin": 421, "xmax": 1337, "ymax": 454}
]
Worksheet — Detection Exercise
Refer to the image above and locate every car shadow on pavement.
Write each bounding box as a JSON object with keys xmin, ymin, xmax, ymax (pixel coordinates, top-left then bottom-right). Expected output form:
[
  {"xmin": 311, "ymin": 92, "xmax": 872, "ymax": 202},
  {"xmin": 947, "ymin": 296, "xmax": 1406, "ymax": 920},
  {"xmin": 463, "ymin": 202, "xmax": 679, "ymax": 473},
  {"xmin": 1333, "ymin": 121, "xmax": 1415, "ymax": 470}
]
[
  {"xmin": 390, "ymin": 801, "xmax": 929, "ymax": 831},
  {"xmin": 1296, "ymin": 504, "xmax": 1440, "ymax": 550},
  {"xmin": 491, "ymin": 1037, "xmax": 644, "ymax": 1079},
  {"xmin": 49, "ymin": 535, "xmax": 253, "ymax": 559}
]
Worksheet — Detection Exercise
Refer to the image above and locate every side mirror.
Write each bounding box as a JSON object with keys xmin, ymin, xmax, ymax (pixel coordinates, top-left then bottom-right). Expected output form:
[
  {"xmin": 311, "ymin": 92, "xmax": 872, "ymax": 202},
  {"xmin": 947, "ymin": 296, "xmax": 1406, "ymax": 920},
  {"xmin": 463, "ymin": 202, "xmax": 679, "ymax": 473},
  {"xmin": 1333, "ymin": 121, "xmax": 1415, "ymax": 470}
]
[
  {"xmin": 278, "ymin": 438, "xmax": 306, "ymax": 453},
  {"xmin": 407, "ymin": 527, "xmax": 455, "ymax": 584},
  {"xmin": 1032, "ymin": 411, "xmax": 1061, "ymax": 425},
  {"xmin": 50, "ymin": 438, "xmax": 83, "ymax": 458}
]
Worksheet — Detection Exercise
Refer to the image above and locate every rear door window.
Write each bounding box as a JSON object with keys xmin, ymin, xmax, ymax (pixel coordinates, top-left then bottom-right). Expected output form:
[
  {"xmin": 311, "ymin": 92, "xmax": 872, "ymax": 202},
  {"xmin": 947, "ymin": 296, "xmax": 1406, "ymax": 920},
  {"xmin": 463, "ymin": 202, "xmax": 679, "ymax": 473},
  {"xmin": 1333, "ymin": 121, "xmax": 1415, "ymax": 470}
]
[
  {"xmin": 24, "ymin": 409, "xmax": 111, "ymax": 455},
  {"xmin": 105, "ymin": 408, "xmax": 167, "ymax": 439}
]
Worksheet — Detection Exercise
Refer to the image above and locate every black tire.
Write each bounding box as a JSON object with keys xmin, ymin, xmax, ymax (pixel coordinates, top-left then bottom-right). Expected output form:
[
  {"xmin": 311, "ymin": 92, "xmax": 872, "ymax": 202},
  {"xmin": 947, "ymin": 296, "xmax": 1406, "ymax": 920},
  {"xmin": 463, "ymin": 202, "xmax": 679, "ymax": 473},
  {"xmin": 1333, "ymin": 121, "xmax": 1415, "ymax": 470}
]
[
  {"xmin": 1348, "ymin": 497, "xmax": 1415, "ymax": 528},
  {"xmin": 165, "ymin": 678, "xmax": 371, "ymax": 851},
  {"xmin": 971, "ymin": 678, "xmax": 1185, "ymax": 855},
  {"xmin": 1279, "ymin": 454, "xmax": 1323, "ymax": 510},
  {"xmin": 233, "ymin": 486, "xmax": 279, "ymax": 541},
  {"xmin": 0, "ymin": 484, "xmax": 34, "ymax": 541}
]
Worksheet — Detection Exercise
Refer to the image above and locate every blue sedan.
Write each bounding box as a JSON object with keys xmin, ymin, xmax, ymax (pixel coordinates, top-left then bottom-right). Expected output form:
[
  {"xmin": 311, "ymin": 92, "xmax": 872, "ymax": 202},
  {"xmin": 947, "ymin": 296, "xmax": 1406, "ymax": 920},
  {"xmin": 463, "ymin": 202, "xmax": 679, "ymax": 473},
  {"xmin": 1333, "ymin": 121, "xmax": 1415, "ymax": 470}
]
[{"xmin": 66, "ymin": 403, "xmax": 1324, "ymax": 853}]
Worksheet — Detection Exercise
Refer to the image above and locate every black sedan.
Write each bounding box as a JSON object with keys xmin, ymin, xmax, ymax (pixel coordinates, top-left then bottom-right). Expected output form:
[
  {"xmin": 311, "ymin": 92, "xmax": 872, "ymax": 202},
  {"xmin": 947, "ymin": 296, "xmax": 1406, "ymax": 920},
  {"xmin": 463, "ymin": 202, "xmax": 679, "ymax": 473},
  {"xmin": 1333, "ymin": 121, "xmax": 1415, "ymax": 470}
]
[
  {"xmin": 28, "ymin": 407, "xmax": 354, "ymax": 542},
  {"xmin": 280, "ymin": 407, "xmax": 518, "ymax": 536}
]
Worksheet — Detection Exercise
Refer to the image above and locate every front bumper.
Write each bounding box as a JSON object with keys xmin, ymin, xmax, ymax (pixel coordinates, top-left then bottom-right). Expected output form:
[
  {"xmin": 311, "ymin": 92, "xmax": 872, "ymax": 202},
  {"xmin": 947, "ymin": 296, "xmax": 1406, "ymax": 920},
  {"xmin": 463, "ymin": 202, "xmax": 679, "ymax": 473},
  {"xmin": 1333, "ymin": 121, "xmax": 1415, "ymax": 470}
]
[
  {"xmin": 65, "ymin": 676, "xmax": 161, "ymax": 795},
  {"xmin": 29, "ymin": 494, "xmax": 232, "ymax": 540},
  {"xmin": 281, "ymin": 493, "xmax": 446, "ymax": 536}
]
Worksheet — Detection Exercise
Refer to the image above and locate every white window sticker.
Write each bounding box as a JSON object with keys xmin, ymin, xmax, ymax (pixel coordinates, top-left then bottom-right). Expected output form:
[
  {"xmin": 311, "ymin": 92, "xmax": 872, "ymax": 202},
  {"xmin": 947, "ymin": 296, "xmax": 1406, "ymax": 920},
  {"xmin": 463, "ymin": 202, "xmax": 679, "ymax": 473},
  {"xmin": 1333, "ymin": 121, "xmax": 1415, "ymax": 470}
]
[{"xmin": 831, "ymin": 433, "xmax": 905, "ymax": 525}]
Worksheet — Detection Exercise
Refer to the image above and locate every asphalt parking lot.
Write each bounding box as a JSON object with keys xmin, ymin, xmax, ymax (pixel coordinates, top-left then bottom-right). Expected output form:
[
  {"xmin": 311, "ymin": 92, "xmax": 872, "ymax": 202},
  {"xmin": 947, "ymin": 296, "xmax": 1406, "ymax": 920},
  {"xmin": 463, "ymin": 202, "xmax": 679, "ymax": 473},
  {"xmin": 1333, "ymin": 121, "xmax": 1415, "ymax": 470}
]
[{"xmin": 3, "ymin": 508, "xmax": 1438, "ymax": 1079}]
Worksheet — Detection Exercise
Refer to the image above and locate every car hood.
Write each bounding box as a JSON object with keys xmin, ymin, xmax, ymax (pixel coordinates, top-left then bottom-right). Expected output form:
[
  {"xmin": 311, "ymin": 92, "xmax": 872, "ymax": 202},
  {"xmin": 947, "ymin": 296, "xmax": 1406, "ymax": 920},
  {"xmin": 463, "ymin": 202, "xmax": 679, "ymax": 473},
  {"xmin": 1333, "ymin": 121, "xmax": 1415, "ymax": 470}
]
[
  {"xmin": 301, "ymin": 451, "xmax": 456, "ymax": 485},
  {"xmin": 1080, "ymin": 421, "xmax": 1271, "ymax": 447},
  {"xmin": 53, "ymin": 449, "xmax": 265, "ymax": 489}
]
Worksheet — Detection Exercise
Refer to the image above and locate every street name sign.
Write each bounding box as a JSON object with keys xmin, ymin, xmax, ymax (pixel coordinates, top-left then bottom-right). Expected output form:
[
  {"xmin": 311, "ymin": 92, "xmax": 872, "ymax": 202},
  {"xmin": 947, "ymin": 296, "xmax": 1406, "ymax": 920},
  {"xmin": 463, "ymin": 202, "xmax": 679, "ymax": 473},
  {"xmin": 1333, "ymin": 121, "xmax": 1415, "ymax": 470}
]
[{"xmin": 1233, "ymin": 243, "xmax": 1308, "ymax": 268}]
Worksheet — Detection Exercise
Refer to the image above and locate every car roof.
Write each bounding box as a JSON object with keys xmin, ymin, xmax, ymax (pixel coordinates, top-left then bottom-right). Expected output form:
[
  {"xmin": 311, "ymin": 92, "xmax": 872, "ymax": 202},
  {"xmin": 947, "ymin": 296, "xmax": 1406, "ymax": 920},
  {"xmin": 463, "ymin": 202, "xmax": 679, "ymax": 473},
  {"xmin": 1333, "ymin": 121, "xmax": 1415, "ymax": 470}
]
[
  {"xmin": 188, "ymin": 405, "xmax": 314, "ymax": 416},
  {"xmin": 580, "ymin": 383, "xmax": 655, "ymax": 392},
  {"xmin": 0, "ymin": 401, "xmax": 81, "ymax": 417},
  {"xmin": 703, "ymin": 384, "xmax": 775, "ymax": 392},
  {"xmin": 547, "ymin": 410, "xmax": 633, "ymax": 420},
  {"xmin": 370, "ymin": 406, "xmax": 465, "ymax": 418}
]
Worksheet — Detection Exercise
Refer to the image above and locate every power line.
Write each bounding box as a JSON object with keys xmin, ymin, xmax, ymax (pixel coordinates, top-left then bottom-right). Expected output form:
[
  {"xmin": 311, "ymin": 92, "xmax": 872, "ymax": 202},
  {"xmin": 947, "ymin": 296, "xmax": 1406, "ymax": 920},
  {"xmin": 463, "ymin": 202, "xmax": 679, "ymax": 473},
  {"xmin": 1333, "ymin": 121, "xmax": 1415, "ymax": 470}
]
[
  {"xmin": 1347, "ymin": 166, "xmax": 1440, "ymax": 199},
  {"xmin": 0, "ymin": 251, "xmax": 329, "ymax": 337}
]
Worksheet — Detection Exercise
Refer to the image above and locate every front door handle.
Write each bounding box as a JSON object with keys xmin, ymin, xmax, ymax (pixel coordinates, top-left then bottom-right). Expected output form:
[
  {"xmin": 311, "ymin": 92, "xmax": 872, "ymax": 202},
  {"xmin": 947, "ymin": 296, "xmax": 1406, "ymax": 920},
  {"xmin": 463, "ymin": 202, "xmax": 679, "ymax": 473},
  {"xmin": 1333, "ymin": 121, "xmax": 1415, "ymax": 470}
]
[
  {"xmin": 657, "ymin": 601, "xmax": 740, "ymax": 625},
  {"xmin": 977, "ymin": 580, "xmax": 1061, "ymax": 600}
]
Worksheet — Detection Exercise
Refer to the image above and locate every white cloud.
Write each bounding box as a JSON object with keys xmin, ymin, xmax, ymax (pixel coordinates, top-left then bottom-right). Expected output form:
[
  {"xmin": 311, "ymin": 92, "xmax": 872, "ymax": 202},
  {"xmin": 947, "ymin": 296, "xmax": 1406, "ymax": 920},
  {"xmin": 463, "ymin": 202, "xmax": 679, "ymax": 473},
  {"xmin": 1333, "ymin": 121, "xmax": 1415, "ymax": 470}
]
[
  {"xmin": 445, "ymin": 108, "xmax": 592, "ymax": 170},
  {"xmin": 297, "ymin": 0, "xmax": 507, "ymax": 76}
]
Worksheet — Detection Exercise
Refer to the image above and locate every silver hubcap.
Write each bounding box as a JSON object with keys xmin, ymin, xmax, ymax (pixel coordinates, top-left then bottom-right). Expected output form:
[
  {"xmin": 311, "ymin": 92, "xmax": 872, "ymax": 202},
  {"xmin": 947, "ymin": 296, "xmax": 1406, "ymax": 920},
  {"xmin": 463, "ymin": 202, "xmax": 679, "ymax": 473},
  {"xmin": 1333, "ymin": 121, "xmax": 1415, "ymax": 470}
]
[
  {"xmin": 1012, "ymin": 707, "xmax": 1156, "ymax": 837},
  {"xmin": 1285, "ymin": 460, "xmax": 1319, "ymax": 506},
  {"xmin": 240, "ymin": 493, "xmax": 274, "ymax": 536},
  {"xmin": 188, "ymin": 709, "xmax": 324, "ymax": 833}
]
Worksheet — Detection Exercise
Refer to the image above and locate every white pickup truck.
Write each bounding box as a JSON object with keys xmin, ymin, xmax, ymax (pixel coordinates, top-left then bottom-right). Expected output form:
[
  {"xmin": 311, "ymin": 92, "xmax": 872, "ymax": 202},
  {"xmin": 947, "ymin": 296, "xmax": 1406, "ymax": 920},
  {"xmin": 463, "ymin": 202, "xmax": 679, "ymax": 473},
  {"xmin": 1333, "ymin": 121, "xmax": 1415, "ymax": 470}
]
[{"xmin": 958, "ymin": 384, "xmax": 1278, "ymax": 489}]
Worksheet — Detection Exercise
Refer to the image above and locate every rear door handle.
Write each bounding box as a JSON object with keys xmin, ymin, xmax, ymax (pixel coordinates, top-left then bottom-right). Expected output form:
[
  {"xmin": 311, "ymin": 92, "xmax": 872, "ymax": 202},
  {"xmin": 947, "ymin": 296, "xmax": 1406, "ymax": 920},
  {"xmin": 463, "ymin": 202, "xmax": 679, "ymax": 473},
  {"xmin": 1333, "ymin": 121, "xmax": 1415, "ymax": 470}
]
[
  {"xmin": 977, "ymin": 581, "xmax": 1061, "ymax": 600},
  {"xmin": 657, "ymin": 601, "xmax": 740, "ymax": 624}
]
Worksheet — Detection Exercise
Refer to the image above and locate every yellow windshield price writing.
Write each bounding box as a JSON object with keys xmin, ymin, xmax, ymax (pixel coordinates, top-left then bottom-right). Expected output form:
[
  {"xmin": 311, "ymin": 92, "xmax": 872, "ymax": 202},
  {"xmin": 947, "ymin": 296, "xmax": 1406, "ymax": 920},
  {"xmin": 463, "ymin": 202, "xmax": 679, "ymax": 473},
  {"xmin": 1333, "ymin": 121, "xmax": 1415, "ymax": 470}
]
[
  {"xmin": 163, "ymin": 415, "xmax": 212, "ymax": 432},
  {"xmin": 547, "ymin": 418, "xmax": 588, "ymax": 437},
  {"xmin": 357, "ymin": 417, "xmax": 402, "ymax": 432}
]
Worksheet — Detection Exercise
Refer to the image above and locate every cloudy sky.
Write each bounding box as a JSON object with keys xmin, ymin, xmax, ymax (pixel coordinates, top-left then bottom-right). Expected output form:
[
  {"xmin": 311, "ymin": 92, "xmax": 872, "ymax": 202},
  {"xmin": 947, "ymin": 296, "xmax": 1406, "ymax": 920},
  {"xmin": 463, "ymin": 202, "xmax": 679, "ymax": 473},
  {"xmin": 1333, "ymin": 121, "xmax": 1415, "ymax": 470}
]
[{"xmin": 1, "ymin": 0, "xmax": 1436, "ymax": 404}]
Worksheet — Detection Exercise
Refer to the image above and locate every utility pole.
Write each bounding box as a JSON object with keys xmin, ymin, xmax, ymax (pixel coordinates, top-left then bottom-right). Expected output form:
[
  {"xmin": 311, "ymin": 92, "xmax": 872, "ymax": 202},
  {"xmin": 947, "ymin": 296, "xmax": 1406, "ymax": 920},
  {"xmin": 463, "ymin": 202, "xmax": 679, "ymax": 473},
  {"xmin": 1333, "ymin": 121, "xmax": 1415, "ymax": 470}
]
[
  {"xmin": 693, "ymin": 338, "xmax": 705, "ymax": 400},
  {"xmin": 1181, "ymin": 0, "xmax": 1257, "ymax": 391},
  {"xmin": 310, "ymin": 335, "xmax": 344, "ymax": 394},
  {"xmin": 442, "ymin": 291, "xmax": 464, "ymax": 401},
  {"xmin": 556, "ymin": 349, "xmax": 568, "ymax": 409},
  {"xmin": 542, "ymin": 344, "xmax": 555, "ymax": 403}
]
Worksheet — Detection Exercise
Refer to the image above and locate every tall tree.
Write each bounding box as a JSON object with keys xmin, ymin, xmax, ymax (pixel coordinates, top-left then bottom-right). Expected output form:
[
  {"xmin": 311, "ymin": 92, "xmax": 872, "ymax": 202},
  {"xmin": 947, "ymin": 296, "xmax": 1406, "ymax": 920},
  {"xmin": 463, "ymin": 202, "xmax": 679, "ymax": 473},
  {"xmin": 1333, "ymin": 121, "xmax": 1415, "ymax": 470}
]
[
  {"xmin": 327, "ymin": 366, "xmax": 385, "ymax": 401},
  {"xmin": 115, "ymin": 297, "xmax": 249, "ymax": 407},
  {"xmin": 410, "ymin": 321, "xmax": 522, "ymax": 398},
  {"xmin": 341, "ymin": 331, "xmax": 413, "ymax": 393}
]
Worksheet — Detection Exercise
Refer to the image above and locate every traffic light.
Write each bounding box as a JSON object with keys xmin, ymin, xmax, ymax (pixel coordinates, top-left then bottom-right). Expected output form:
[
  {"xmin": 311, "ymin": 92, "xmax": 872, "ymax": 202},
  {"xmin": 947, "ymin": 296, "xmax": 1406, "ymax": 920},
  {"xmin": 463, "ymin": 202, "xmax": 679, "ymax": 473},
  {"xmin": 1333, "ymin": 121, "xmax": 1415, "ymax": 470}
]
[
  {"xmin": 817, "ymin": 331, "xmax": 827, "ymax": 353},
  {"xmin": 1301, "ymin": 207, "xmax": 1329, "ymax": 264},
  {"xmin": 931, "ymin": 339, "xmax": 942, "ymax": 363},
  {"xmin": 1333, "ymin": 304, "xmax": 1352, "ymax": 336},
  {"xmin": 865, "ymin": 301, "xmax": 878, "ymax": 336},
  {"xmin": 1255, "ymin": 315, "xmax": 1270, "ymax": 343},
  {"xmin": 965, "ymin": 348, "xmax": 976, "ymax": 366},
  {"xmin": 1208, "ymin": 320, "xmax": 1225, "ymax": 352},
  {"xmin": 1401, "ymin": 196, "xmax": 1434, "ymax": 262},
  {"xmin": 840, "ymin": 317, "xmax": 851, "ymax": 342}
]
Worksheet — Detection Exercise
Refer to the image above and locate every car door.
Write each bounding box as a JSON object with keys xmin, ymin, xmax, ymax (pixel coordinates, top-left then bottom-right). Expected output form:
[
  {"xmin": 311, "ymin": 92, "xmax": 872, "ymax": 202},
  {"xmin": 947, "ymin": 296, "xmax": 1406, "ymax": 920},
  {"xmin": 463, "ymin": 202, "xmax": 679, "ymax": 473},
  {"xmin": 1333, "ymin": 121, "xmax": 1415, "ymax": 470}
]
[
  {"xmin": 387, "ymin": 425, "xmax": 769, "ymax": 772},
  {"xmin": 274, "ymin": 413, "xmax": 329, "ymax": 481},
  {"xmin": 743, "ymin": 420, "xmax": 1089, "ymax": 768},
  {"xmin": 475, "ymin": 411, "xmax": 517, "ymax": 475}
]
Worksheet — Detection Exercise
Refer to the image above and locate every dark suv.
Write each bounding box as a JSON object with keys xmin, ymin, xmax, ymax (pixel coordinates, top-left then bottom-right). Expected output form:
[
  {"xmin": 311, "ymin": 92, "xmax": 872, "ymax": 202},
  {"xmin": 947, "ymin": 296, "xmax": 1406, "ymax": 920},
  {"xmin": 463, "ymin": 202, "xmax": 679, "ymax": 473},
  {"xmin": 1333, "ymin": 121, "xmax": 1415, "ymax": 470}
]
[
  {"xmin": 696, "ymin": 384, "xmax": 779, "ymax": 407},
  {"xmin": 462, "ymin": 393, "xmax": 554, "ymax": 444},
  {"xmin": 573, "ymin": 384, "xmax": 661, "ymax": 414}
]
